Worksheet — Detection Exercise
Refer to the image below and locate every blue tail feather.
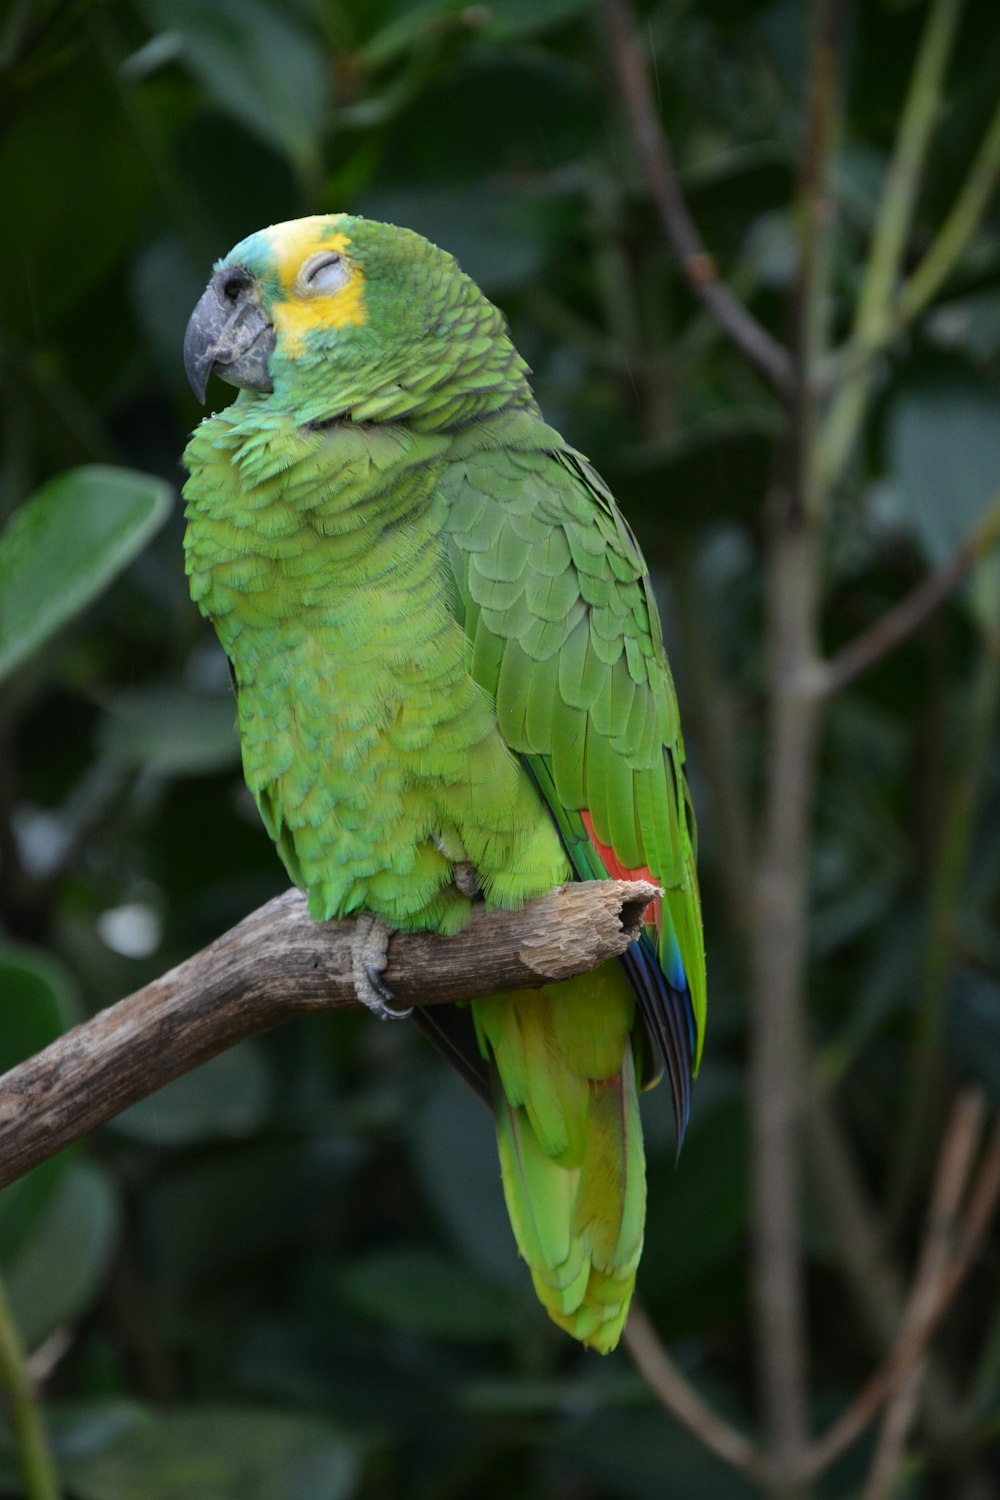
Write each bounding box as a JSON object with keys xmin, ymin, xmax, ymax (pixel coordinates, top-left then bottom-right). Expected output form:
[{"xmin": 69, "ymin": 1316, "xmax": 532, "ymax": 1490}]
[{"xmin": 621, "ymin": 933, "xmax": 694, "ymax": 1154}]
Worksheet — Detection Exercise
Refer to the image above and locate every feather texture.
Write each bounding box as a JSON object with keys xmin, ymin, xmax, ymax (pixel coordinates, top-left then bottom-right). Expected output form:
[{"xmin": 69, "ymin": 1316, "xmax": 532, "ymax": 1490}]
[{"xmin": 182, "ymin": 214, "xmax": 705, "ymax": 1352}]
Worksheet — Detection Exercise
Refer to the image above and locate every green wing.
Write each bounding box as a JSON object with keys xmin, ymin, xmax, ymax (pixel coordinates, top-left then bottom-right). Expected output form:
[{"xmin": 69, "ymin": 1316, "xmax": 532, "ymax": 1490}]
[{"xmin": 440, "ymin": 437, "xmax": 706, "ymax": 1099}]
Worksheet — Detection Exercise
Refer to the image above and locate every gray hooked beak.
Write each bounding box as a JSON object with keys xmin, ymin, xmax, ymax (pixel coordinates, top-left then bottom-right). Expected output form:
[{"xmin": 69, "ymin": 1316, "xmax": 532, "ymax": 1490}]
[{"xmin": 184, "ymin": 267, "xmax": 276, "ymax": 403}]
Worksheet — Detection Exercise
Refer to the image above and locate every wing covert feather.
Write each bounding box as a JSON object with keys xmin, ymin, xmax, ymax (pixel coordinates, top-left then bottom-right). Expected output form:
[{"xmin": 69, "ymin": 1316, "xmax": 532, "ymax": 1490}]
[{"xmin": 440, "ymin": 443, "xmax": 706, "ymax": 1098}]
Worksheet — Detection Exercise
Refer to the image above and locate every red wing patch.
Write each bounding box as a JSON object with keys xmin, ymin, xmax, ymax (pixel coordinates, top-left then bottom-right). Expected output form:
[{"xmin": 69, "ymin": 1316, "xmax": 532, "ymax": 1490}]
[{"xmin": 581, "ymin": 810, "xmax": 661, "ymax": 930}]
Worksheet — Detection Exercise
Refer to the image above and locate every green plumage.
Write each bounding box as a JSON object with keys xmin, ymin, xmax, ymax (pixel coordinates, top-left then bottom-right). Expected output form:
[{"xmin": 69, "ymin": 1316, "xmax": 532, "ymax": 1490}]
[{"xmin": 182, "ymin": 215, "xmax": 705, "ymax": 1352}]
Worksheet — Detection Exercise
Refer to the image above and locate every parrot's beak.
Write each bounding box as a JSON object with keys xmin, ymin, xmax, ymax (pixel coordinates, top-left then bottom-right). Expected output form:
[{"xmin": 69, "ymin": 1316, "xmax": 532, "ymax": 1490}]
[{"xmin": 184, "ymin": 268, "xmax": 276, "ymax": 403}]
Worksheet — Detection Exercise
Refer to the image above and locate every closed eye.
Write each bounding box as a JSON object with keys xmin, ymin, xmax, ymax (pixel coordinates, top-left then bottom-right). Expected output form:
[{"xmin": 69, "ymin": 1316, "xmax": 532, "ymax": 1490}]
[{"xmin": 299, "ymin": 252, "xmax": 351, "ymax": 295}]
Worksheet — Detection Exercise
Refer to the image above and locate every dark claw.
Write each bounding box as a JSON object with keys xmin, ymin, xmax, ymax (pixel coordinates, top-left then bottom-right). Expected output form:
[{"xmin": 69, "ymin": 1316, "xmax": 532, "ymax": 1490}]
[
  {"xmin": 365, "ymin": 963, "xmax": 395, "ymax": 1004},
  {"xmin": 365, "ymin": 963, "xmax": 412, "ymax": 1021}
]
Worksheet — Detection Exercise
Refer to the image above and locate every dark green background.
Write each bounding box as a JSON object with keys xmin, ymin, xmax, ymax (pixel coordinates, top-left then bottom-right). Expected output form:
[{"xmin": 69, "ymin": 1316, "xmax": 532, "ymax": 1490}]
[{"xmin": 1, "ymin": 0, "xmax": 999, "ymax": 1495}]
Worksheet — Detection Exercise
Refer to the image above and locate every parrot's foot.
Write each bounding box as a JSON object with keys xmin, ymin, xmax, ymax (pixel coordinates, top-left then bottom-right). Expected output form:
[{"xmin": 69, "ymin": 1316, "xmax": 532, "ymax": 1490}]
[
  {"xmin": 452, "ymin": 860, "xmax": 480, "ymax": 898},
  {"xmin": 350, "ymin": 913, "xmax": 412, "ymax": 1022},
  {"xmin": 431, "ymin": 833, "xmax": 480, "ymax": 900}
]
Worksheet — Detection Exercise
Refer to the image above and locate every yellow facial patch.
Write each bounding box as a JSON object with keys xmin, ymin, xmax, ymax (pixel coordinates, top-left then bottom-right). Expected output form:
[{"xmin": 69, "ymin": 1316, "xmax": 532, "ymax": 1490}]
[{"xmin": 266, "ymin": 217, "xmax": 367, "ymax": 355}]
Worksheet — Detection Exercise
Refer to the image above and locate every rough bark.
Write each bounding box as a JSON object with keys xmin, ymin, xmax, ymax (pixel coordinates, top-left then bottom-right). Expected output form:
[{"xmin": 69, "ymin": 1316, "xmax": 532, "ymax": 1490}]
[{"xmin": 0, "ymin": 880, "xmax": 657, "ymax": 1190}]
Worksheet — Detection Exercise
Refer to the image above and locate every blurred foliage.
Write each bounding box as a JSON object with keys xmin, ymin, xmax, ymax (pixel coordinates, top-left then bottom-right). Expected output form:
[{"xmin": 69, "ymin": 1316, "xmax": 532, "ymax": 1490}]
[{"xmin": 0, "ymin": 0, "xmax": 999, "ymax": 1496}]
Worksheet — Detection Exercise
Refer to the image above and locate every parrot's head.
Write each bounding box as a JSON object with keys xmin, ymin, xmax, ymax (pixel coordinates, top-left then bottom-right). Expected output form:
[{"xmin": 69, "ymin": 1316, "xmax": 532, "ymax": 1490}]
[{"xmin": 183, "ymin": 214, "xmax": 530, "ymax": 427}]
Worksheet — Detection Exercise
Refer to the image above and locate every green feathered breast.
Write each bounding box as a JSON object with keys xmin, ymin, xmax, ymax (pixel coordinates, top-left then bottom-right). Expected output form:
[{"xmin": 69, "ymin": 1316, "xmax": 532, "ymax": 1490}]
[{"xmin": 182, "ymin": 213, "xmax": 705, "ymax": 1352}]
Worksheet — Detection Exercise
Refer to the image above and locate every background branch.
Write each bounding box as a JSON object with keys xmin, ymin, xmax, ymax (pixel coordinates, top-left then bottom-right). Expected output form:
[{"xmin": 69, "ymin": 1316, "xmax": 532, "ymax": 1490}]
[
  {"xmin": 899, "ymin": 92, "xmax": 1000, "ymax": 320},
  {"xmin": 889, "ymin": 623, "xmax": 1000, "ymax": 1226},
  {"xmin": 818, "ymin": 0, "xmax": 963, "ymax": 487},
  {"xmin": 828, "ymin": 90, "xmax": 1000, "ymax": 386},
  {"xmin": 603, "ymin": 0, "xmax": 793, "ymax": 393},
  {"xmin": 624, "ymin": 1299, "xmax": 766, "ymax": 1482},
  {"xmin": 863, "ymin": 1093, "xmax": 988, "ymax": 1499},
  {"xmin": 820, "ymin": 492, "xmax": 1000, "ymax": 695},
  {"xmin": 0, "ymin": 880, "xmax": 656, "ymax": 1192},
  {"xmin": 623, "ymin": 1094, "xmax": 1000, "ymax": 1493},
  {"xmin": 669, "ymin": 543, "xmax": 756, "ymax": 934},
  {"xmin": 801, "ymin": 1093, "xmax": 1000, "ymax": 1483},
  {"xmin": 745, "ymin": 9, "xmax": 843, "ymax": 1494}
]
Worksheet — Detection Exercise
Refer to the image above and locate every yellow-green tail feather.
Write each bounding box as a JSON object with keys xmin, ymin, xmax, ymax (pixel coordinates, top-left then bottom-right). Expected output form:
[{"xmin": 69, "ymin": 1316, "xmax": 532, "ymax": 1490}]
[{"xmin": 473, "ymin": 969, "xmax": 645, "ymax": 1353}]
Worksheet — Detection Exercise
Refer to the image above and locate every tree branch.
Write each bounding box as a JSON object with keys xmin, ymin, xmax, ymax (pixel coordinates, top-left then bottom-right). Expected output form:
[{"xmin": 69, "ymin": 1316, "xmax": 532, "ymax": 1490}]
[
  {"xmin": 819, "ymin": 492, "xmax": 1000, "ymax": 696},
  {"xmin": 889, "ymin": 627, "xmax": 1000, "ymax": 1225},
  {"xmin": 746, "ymin": 9, "xmax": 844, "ymax": 1494},
  {"xmin": 602, "ymin": 0, "xmax": 794, "ymax": 394},
  {"xmin": 826, "ymin": 90, "xmax": 1000, "ymax": 387},
  {"xmin": 863, "ymin": 1092, "xmax": 990, "ymax": 1499},
  {"xmin": 799, "ymin": 1092, "xmax": 1000, "ymax": 1483},
  {"xmin": 0, "ymin": 880, "xmax": 657, "ymax": 1191},
  {"xmin": 669, "ymin": 542, "xmax": 756, "ymax": 935},
  {"xmin": 817, "ymin": 0, "xmax": 964, "ymax": 488},
  {"xmin": 749, "ymin": 515, "xmax": 821, "ymax": 1500},
  {"xmin": 899, "ymin": 91, "xmax": 1000, "ymax": 321},
  {"xmin": 624, "ymin": 1298, "xmax": 766, "ymax": 1481}
]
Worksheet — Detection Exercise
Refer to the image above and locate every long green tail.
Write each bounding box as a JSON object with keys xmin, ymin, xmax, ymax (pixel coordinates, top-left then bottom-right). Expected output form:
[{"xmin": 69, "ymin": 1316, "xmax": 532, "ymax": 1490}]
[{"xmin": 472, "ymin": 965, "xmax": 645, "ymax": 1352}]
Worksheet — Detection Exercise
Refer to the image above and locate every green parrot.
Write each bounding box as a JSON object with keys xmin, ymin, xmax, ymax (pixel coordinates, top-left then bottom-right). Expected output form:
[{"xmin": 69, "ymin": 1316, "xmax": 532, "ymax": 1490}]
[{"xmin": 181, "ymin": 215, "xmax": 705, "ymax": 1353}]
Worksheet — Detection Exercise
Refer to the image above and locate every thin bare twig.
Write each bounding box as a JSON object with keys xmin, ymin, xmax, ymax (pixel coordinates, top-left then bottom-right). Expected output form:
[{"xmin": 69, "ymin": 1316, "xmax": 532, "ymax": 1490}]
[
  {"xmin": 820, "ymin": 493, "xmax": 1000, "ymax": 696},
  {"xmin": 951, "ymin": 1114, "xmax": 1000, "ymax": 1260},
  {"xmin": 791, "ymin": 0, "xmax": 844, "ymax": 520},
  {"xmin": 669, "ymin": 544, "xmax": 756, "ymax": 932},
  {"xmin": 899, "ymin": 91, "xmax": 1000, "ymax": 319},
  {"xmin": 0, "ymin": 880, "xmax": 656, "ymax": 1191},
  {"xmin": 602, "ymin": 0, "xmax": 793, "ymax": 393},
  {"xmin": 889, "ymin": 629, "xmax": 1000, "ymax": 1225},
  {"xmin": 805, "ymin": 1090, "xmax": 904, "ymax": 1350},
  {"xmin": 749, "ymin": 514, "xmax": 821, "ymax": 1500},
  {"xmin": 863, "ymin": 1093, "xmax": 987, "ymax": 1500},
  {"xmin": 818, "ymin": 0, "xmax": 964, "ymax": 488},
  {"xmin": 826, "ymin": 91, "xmax": 1000, "ymax": 387},
  {"xmin": 747, "ymin": 9, "xmax": 844, "ymax": 1496},
  {"xmin": 804, "ymin": 1087, "xmax": 967, "ymax": 1456},
  {"xmin": 799, "ymin": 1094, "xmax": 1000, "ymax": 1483},
  {"xmin": 624, "ymin": 1299, "xmax": 766, "ymax": 1481}
]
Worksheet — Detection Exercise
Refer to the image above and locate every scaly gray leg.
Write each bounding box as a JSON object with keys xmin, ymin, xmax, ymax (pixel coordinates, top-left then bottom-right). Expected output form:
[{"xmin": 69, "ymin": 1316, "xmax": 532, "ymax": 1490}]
[{"xmin": 350, "ymin": 912, "xmax": 412, "ymax": 1021}]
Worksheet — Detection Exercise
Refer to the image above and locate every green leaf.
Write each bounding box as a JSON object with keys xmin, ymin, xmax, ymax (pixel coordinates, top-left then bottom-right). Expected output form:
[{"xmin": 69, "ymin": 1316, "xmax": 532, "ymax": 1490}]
[
  {"xmin": 370, "ymin": 51, "xmax": 595, "ymax": 183},
  {"xmin": 641, "ymin": 1094, "xmax": 748, "ymax": 1298},
  {"xmin": 947, "ymin": 969, "xmax": 1000, "ymax": 1102},
  {"xmin": 337, "ymin": 1246, "xmax": 519, "ymax": 1341},
  {"xmin": 457, "ymin": 1368, "xmax": 647, "ymax": 1415},
  {"xmin": 143, "ymin": 1140, "xmax": 357, "ymax": 1296},
  {"xmin": 547, "ymin": 1407, "xmax": 757, "ymax": 1500},
  {"xmin": 0, "ymin": 968, "xmax": 112, "ymax": 1349},
  {"xmin": 130, "ymin": 235, "xmax": 210, "ymax": 385},
  {"xmin": 356, "ymin": 180, "xmax": 564, "ymax": 294},
  {"xmin": 111, "ymin": 1042, "xmax": 270, "ymax": 1144},
  {"xmin": 98, "ymin": 685, "xmax": 241, "ymax": 775},
  {"xmin": 50, "ymin": 1399, "xmax": 146, "ymax": 1461},
  {"xmin": 0, "ymin": 1401, "xmax": 144, "ymax": 1495},
  {"xmin": 887, "ymin": 369, "xmax": 1000, "ymax": 631},
  {"xmin": 410, "ymin": 1069, "xmax": 523, "ymax": 1286},
  {"xmin": 0, "ymin": 945, "xmax": 79, "ymax": 1067},
  {"xmin": 362, "ymin": 0, "xmax": 589, "ymax": 59},
  {"xmin": 0, "ymin": 1154, "xmax": 65, "ymax": 1278},
  {"xmin": 0, "ymin": 946, "xmax": 80, "ymax": 1267},
  {"xmin": 54, "ymin": 1405, "xmax": 359, "ymax": 1500},
  {"xmin": 0, "ymin": 466, "xmax": 172, "ymax": 683},
  {"xmin": 930, "ymin": 288, "xmax": 1000, "ymax": 363},
  {"xmin": 5, "ymin": 1162, "xmax": 120, "ymax": 1349},
  {"xmin": 478, "ymin": 0, "xmax": 590, "ymax": 39},
  {"xmin": 0, "ymin": 63, "xmax": 152, "ymax": 330},
  {"xmin": 140, "ymin": 0, "xmax": 329, "ymax": 173}
]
